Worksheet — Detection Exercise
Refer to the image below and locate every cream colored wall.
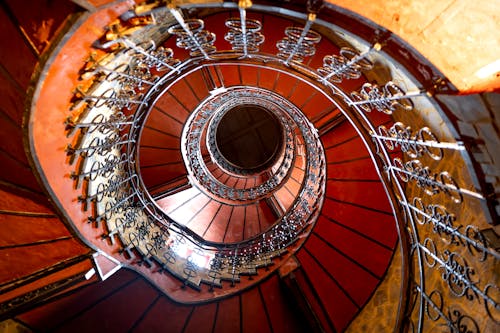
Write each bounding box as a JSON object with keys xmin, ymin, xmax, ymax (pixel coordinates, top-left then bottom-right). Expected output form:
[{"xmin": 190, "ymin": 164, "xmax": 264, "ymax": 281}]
[{"xmin": 327, "ymin": 0, "xmax": 500, "ymax": 93}]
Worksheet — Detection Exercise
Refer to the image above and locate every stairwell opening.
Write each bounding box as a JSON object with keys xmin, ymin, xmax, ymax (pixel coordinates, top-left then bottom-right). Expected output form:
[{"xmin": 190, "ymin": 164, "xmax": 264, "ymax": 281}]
[{"xmin": 214, "ymin": 104, "xmax": 284, "ymax": 173}]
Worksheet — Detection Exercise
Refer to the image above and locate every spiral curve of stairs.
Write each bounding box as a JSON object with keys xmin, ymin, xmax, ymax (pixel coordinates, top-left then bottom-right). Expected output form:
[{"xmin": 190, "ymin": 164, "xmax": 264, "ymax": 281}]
[{"xmin": 0, "ymin": 1, "xmax": 498, "ymax": 332}]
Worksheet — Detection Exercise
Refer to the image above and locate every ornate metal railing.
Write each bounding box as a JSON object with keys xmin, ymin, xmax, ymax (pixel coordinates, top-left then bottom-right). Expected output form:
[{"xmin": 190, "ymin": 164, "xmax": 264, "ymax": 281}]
[
  {"xmin": 68, "ymin": 7, "xmax": 327, "ymax": 290},
  {"xmin": 65, "ymin": 0, "xmax": 498, "ymax": 331},
  {"xmin": 180, "ymin": 86, "xmax": 299, "ymax": 203},
  {"xmin": 205, "ymin": 93, "xmax": 290, "ymax": 177}
]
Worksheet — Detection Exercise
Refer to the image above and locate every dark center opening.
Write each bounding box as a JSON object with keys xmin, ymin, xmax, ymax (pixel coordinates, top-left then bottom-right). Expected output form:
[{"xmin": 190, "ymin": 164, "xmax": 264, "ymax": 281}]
[{"xmin": 215, "ymin": 105, "xmax": 283, "ymax": 171}]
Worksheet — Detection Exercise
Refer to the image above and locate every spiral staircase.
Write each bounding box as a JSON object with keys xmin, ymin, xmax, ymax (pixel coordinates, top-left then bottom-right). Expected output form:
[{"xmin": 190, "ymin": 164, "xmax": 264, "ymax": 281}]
[{"xmin": 0, "ymin": 0, "xmax": 499, "ymax": 332}]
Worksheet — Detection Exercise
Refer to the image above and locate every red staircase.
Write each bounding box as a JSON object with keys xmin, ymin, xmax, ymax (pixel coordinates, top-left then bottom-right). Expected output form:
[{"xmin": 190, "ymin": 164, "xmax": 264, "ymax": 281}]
[{"xmin": 0, "ymin": 3, "xmax": 403, "ymax": 332}]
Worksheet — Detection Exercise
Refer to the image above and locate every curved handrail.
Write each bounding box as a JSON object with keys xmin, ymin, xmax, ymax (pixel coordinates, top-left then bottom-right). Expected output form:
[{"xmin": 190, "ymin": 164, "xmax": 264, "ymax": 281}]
[{"xmin": 59, "ymin": 2, "xmax": 499, "ymax": 331}]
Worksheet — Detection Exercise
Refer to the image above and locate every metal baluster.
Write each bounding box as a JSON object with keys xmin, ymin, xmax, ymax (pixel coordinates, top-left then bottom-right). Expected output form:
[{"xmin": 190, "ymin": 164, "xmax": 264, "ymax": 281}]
[
  {"xmin": 122, "ymin": 38, "xmax": 179, "ymax": 72},
  {"xmin": 401, "ymin": 199, "xmax": 498, "ymax": 260},
  {"xmin": 389, "ymin": 158, "xmax": 485, "ymax": 202},
  {"xmin": 97, "ymin": 65, "xmax": 157, "ymax": 89},
  {"xmin": 350, "ymin": 82, "xmax": 426, "ymax": 114},
  {"xmin": 318, "ymin": 44, "xmax": 379, "ymax": 83},
  {"xmin": 89, "ymin": 188, "xmax": 136, "ymax": 225},
  {"xmin": 225, "ymin": 0, "xmax": 264, "ymax": 56},
  {"xmin": 277, "ymin": 13, "xmax": 321, "ymax": 64},
  {"xmin": 230, "ymin": 248, "xmax": 239, "ymax": 286},
  {"xmin": 70, "ymin": 154, "xmax": 127, "ymax": 181},
  {"xmin": 106, "ymin": 208, "xmax": 142, "ymax": 242},
  {"xmin": 168, "ymin": 6, "xmax": 216, "ymax": 59},
  {"xmin": 128, "ymin": 228, "xmax": 154, "ymax": 267},
  {"xmin": 416, "ymin": 287, "xmax": 482, "ymax": 333},
  {"xmin": 75, "ymin": 87, "xmax": 147, "ymax": 110},
  {"xmin": 65, "ymin": 112, "xmax": 133, "ymax": 134},
  {"xmin": 374, "ymin": 122, "xmax": 465, "ymax": 160},
  {"xmin": 79, "ymin": 174, "xmax": 137, "ymax": 204},
  {"xmin": 239, "ymin": 0, "xmax": 248, "ymax": 56},
  {"xmin": 207, "ymin": 255, "xmax": 222, "ymax": 290},
  {"xmin": 66, "ymin": 134, "xmax": 134, "ymax": 158},
  {"xmin": 419, "ymin": 240, "xmax": 498, "ymax": 308}
]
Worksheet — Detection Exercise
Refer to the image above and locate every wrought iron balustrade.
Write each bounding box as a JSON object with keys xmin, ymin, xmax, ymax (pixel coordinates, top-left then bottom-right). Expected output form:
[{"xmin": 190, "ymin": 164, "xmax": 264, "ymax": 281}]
[{"xmin": 62, "ymin": 1, "xmax": 498, "ymax": 331}]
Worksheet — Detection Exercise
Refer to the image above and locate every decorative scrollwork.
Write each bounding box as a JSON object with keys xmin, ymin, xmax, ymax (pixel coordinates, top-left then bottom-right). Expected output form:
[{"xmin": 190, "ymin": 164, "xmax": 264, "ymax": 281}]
[
  {"xmin": 403, "ymin": 198, "xmax": 496, "ymax": 261},
  {"xmin": 66, "ymin": 133, "xmax": 133, "ymax": 158},
  {"xmin": 419, "ymin": 240, "xmax": 498, "ymax": 312},
  {"xmin": 83, "ymin": 62, "xmax": 157, "ymax": 93},
  {"xmin": 411, "ymin": 197, "xmax": 458, "ymax": 238},
  {"xmin": 73, "ymin": 87, "xmax": 146, "ymax": 111},
  {"xmin": 277, "ymin": 21, "xmax": 321, "ymax": 63},
  {"xmin": 425, "ymin": 290, "xmax": 444, "ymax": 321},
  {"xmin": 447, "ymin": 308, "xmax": 480, "ymax": 333},
  {"xmin": 65, "ymin": 112, "xmax": 133, "ymax": 135},
  {"xmin": 392, "ymin": 158, "xmax": 462, "ymax": 203},
  {"xmin": 225, "ymin": 17, "xmax": 264, "ymax": 54},
  {"xmin": 419, "ymin": 287, "xmax": 482, "ymax": 332},
  {"xmin": 63, "ymin": 8, "xmax": 496, "ymax": 330},
  {"xmin": 376, "ymin": 122, "xmax": 444, "ymax": 160},
  {"xmin": 90, "ymin": 187, "xmax": 136, "ymax": 226},
  {"xmin": 464, "ymin": 226, "xmax": 491, "ymax": 261},
  {"xmin": 407, "ymin": 195, "xmax": 498, "ymax": 261},
  {"xmin": 484, "ymin": 284, "xmax": 500, "ymax": 324},
  {"xmin": 350, "ymin": 81, "xmax": 416, "ymax": 114},
  {"xmin": 422, "ymin": 238, "xmax": 438, "ymax": 268},
  {"xmin": 80, "ymin": 174, "xmax": 135, "ymax": 205},
  {"xmin": 136, "ymin": 221, "xmax": 151, "ymax": 241},
  {"xmin": 181, "ymin": 87, "xmax": 310, "ymax": 203},
  {"xmin": 124, "ymin": 39, "xmax": 180, "ymax": 72},
  {"xmin": 317, "ymin": 47, "xmax": 374, "ymax": 83},
  {"xmin": 106, "ymin": 206, "xmax": 142, "ymax": 241},
  {"xmin": 167, "ymin": 18, "xmax": 216, "ymax": 57},
  {"xmin": 443, "ymin": 251, "xmax": 480, "ymax": 301},
  {"xmin": 70, "ymin": 153, "xmax": 128, "ymax": 181}
]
